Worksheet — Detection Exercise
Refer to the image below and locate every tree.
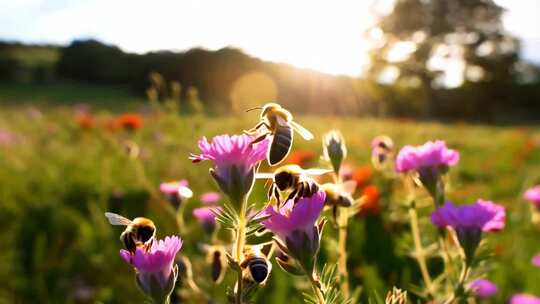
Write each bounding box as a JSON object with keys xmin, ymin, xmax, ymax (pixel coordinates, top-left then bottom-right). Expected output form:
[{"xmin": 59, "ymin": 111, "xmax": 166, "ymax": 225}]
[{"xmin": 366, "ymin": 0, "xmax": 520, "ymax": 117}]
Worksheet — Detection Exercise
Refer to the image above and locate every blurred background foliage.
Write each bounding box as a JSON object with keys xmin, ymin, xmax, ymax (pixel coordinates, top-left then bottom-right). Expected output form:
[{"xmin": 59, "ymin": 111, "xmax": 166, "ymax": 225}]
[{"xmin": 1, "ymin": 1, "xmax": 540, "ymax": 122}]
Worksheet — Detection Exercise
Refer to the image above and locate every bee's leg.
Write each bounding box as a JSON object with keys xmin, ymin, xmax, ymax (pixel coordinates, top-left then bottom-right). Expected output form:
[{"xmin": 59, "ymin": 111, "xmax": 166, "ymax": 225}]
[
  {"xmin": 302, "ymin": 181, "xmax": 310, "ymax": 197},
  {"xmin": 332, "ymin": 206, "xmax": 338, "ymax": 222},
  {"xmin": 274, "ymin": 186, "xmax": 281, "ymax": 207},
  {"xmin": 244, "ymin": 121, "xmax": 270, "ymax": 134},
  {"xmin": 267, "ymin": 183, "xmax": 274, "ymax": 200},
  {"xmin": 250, "ymin": 132, "xmax": 270, "ymax": 145},
  {"xmin": 287, "ymin": 188, "xmax": 299, "ymax": 203},
  {"xmin": 310, "ymin": 182, "xmax": 318, "ymax": 196}
]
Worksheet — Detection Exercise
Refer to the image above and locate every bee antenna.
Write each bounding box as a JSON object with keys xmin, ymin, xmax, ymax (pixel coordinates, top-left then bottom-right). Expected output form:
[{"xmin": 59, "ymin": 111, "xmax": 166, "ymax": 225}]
[{"xmin": 245, "ymin": 106, "xmax": 262, "ymax": 112}]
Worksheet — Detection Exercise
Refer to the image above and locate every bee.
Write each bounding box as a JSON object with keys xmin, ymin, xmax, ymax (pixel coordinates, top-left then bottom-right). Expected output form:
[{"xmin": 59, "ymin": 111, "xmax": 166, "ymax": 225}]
[
  {"xmin": 104, "ymin": 212, "xmax": 156, "ymax": 253},
  {"xmin": 320, "ymin": 181, "xmax": 358, "ymax": 221},
  {"xmin": 245, "ymin": 103, "xmax": 314, "ymax": 166},
  {"xmin": 256, "ymin": 164, "xmax": 332, "ymax": 205},
  {"xmin": 240, "ymin": 243, "xmax": 273, "ymax": 284}
]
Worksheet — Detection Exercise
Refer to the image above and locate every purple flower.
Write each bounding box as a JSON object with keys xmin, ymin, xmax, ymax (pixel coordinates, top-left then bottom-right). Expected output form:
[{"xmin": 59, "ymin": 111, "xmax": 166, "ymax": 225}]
[
  {"xmin": 510, "ymin": 294, "xmax": 540, "ymax": 304},
  {"xmin": 431, "ymin": 200, "xmax": 505, "ymax": 233},
  {"xmin": 120, "ymin": 236, "xmax": 182, "ymax": 301},
  {"xmin": 532, "ymin": 253, "xmax": 540, "ymax": 267},
  {"xmin": 396, "ymin": 140, "xmax": 459, "ymax": 173},
  {"xmin": 524, "ymin": 186, "xmax": 540, "ymax": 208},
  {"xmin": 431, "ymin": 200, "xmax": 505, "ymax": 263},
  {"xmin": 262, "ymin": 192, "xmax": 325, "ymax": 271},
  {"xmin": 469, "ymin": 279, "xmax": 497, "ymax": 299},
  {"xmin": 200, "ymin": 192, "xmax": 221, "ymax": 205},
  {"xmin": 190, "ymin": 134, "xmax": 269, "ymax": 205},
  {"xmin": 193, "ymin": 206, "xmax": 222, "ymax": 234},
  {"xmin": 159, "ymin": 180, "xmax": 193, "ymax": 208}
]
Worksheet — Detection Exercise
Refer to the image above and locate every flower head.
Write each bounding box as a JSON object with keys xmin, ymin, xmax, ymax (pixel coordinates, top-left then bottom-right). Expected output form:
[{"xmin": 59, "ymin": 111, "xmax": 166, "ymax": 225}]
[
  {"xmin": 431, "ymin": 200, "xmax": 505, "ymax": 262},
  {"xmin": 190, "ymin": 134, "xmax": 269, "ymax": 206},
  {"xmin": 524, "ymin": 186, "xmax": 540, "ymax": 208},
  {"xmin": 371, "ymin": 135, "xmax": 394, "ymax": 169},
  {"xmin": 115, "ymin": 113, "xmax": 144, "ymax": 131},
  {"xmin": 532, "ymin": 253, "xmax": 540, "ymax": 267},
  {"xmin": 287, "ymin": 150, "xmax": 316, "ymax": 167},
  {"xmin": 193, "ymin": 206, "xmax": 222, "ymax": 234},
  {"xmin": 322, "ymin": 130, "xmax": 347, "ymax": 174},
  {"xmin": 396, "ymin": 140, "xmax": 459, "ymax": 173},
  {"xmin": 160, "ymin": 180, "xmax": 193, "ymax": 208},
  {"xmin": 359, "ymin": 185, "xmax": 381, "ymax": 216},
  {"xmin": 431, "ymin": 200, "xmax": 505, "ymax": 232},
  {"xmin": 200, "ymin": 192, "xmax": 221, "ymax": 205},
  {"xmin": 120, "ymin": 236, "xmax": 182, "ymax": 301},
  {"xmin": 262, "ymin": 192, "xmax": 325, "ymax": 271},
  {"xmin": 352, "ymin": 166, "xmax": 372, "ymax": 188},
  {"xmin": 469, "ymin": 279, "xmax": 497, "ymax": 299},
  {"xmin": 510, "ymin": 294, "xmax": 540, "ymax": 304}
]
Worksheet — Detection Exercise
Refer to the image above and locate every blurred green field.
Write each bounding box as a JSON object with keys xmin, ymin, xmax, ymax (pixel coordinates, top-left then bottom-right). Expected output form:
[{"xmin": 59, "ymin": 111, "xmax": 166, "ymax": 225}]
[{"xmin": 1, "ymin": 84, "xmax": 540, "ymax": 303}]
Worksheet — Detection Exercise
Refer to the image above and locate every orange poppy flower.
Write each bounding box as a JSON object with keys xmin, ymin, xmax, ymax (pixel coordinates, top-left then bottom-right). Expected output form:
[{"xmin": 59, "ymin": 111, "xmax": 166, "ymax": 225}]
[
  {"xmin": 115, "ymin": 113, "xmax": 144, "ymax": 131},
  {"xmin": 75, "ymin": 113, "xmax": 96, "ymax": 129},
  {"xmin": 287, "ymin": 150, "xmax": 316, "ymax": 167},
  {"xmin": 351, "ymin": 166, "xmax": 372, "ymax": 188},
  {"xmin": 359, "ymin": 184, "xmax": 380, "ymax": 216}
]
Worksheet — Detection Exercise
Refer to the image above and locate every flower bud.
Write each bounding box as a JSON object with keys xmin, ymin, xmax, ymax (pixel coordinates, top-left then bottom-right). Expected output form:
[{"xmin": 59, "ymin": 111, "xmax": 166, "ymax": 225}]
[{"xmin": 322, "ymin": 130, "xmax": 347, "ymax": 175}]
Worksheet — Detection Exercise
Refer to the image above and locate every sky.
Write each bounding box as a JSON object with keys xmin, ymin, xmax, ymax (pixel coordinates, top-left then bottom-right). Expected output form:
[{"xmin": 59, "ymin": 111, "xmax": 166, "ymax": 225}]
[{"xmin": 1, "ymin": 0, "xmax": 539, "ymax": 76}]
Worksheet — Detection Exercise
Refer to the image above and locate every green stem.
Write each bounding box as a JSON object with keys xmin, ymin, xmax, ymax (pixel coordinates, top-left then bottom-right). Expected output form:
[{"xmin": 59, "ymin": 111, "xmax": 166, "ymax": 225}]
[
  {"xmin": 337, "ymin": 207, "xmax": 350, "ymax": 299},
  {"xmin": 307, "ymin": 272, "xmax": 325, "ymax": 304},
  {"xmin": 234, "ymin": 198, "xmax": 247, "ymax": 304},
  {"xmin": 409, "ymin": 206, "xmax": 435, "ymax": 298}
]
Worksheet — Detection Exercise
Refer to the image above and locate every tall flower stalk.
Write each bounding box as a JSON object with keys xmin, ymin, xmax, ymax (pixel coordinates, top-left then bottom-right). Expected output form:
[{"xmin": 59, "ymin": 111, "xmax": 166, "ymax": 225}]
[
  {"xmin": 396, "ymin": 140, "xmax": 459, "ymax": 299},
  {"xmin": 322, "ymin": 130, "xmax": 351, "ymax": 299},
  {"xmin": 262, "ymin": 193, "xmax": 327, "ymax": 303},
  {"xmin": 191, "ymin": 134, "xmax": 269, "ymax": 303}
]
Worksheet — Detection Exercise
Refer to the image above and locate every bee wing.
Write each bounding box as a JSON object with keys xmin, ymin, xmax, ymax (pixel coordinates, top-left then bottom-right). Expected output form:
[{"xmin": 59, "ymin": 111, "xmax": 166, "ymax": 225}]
[
  {"xmin": 178, "ymin": 187, "xmax": 193, "ymax": 198},
  {"xmin": 303, "ymin": 168, "xmax": 333, "ymax": 176},
  {"xmin": 290, "ymin": 121, "xmax": 314, "ymax": 140},
  {"xmin": 104, "ymin": 212, "xmax": 132, "ymax": 226},
  {"xmin": 341, "ymin": 180, "xmax": 357, "ymax": 194},
  {"xmin": 255, "ymin": 173, "xmax": 275, "ymax": 179}
]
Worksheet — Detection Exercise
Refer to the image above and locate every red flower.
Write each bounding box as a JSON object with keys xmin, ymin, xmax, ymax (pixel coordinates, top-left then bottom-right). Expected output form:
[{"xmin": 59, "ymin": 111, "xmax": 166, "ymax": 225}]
[
  {"xmin": 115, "ymin": 113, "xmax": 144, "ymax": 131},
  {"xmin": 287, "ymin": 150, "xmax": 316, "ymax": 167},
  {"xmin": 352, "ymin": 166, "xmax": 372, "ymax": 188},
  {"xmin": 359, "ymin": 185, "xmax": 380, "ymax": 216},
  {"xmin": 75, "ymin": 113, "xmax": 96, "ymax": 129}
]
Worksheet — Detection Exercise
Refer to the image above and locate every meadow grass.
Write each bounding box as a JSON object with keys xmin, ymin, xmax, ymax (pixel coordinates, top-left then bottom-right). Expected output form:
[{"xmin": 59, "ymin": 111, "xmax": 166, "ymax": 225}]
[{"xmin": 1, "ymin": 85, "xmax": 540, "ymax": 303}]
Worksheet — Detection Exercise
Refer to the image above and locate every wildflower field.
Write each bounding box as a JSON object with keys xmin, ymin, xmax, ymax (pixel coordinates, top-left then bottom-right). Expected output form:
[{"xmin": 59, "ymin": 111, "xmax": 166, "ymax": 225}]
[{"xmin": 1, "ymin": 84, "xmax": 540, "ymax": 304}]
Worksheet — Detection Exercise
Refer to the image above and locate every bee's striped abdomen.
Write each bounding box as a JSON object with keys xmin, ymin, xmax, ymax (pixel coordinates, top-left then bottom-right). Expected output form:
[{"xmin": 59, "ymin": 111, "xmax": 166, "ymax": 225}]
[
  {"xmin": 248, "ymin": 258, "xmax": 269, "ymax": 283},
  {"xmin": 269, "ymin": 124, "xmax": 292, "ymax": 165}
]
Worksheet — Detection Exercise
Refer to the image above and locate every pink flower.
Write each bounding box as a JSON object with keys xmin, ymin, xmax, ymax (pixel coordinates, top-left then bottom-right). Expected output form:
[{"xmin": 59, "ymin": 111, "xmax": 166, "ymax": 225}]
[
  {"xmin": 431, "ymin": 200, "xmax": 505, "ymax": 262},
  {"xmin": 159, "ymin": 180, "xmax": 193, "ymax": 208},
  {"xmin": 193, "ymin": 207, "xmax": 222, "ymax": 234},
  {"xmin": 396, "ymin": 140, "xmax": 459, "ymax": 173},
  {"xmin": 190, "ymin": 134, "xmax": 268, "ymax": 176},
  {"xmin": 532, "ymin": 253, "xmax": 540, "ymax": 267},
  {"xmin": 431, "ymin": 200, "xmax": 505, "ymax": 232},
  {"xmin": 262, "ymin": 192, "xmax": 325, "ymax": 243},
  {"xmin": 510, "ymin": 294, "xmax": 540, "ymax": 304},
  {"xmin": 469, "ymin": 279, "xmax": 497, "ymax": 299},
  {"xmin": 190, "ymin": 134, "xmax": 269, "ymax": 204},
  {"xmin": 200, "ymin": 192, "xmax": 221, "ymax": 205},
  {"xmin": 120, "ymin": 236, "xmax": 182, "ymax": 300},
  {"xmin": 524, "ymin": 186, "xmax": 540, "ymax": 208},
  {"xmin": 262, "ymin": 192, "xmax": 325, "ymax": 269}
]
